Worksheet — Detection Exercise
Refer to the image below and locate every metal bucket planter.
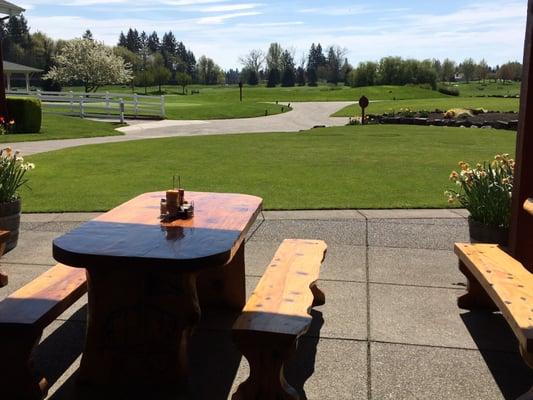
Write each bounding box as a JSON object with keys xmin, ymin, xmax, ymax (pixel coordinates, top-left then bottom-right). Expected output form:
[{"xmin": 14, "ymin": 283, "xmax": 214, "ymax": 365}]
[
  {"xmin": 468, "ymin": 217, "xmax": 509, "ymax": 246},
  {"xmin": 0, "ymin": 198, "xmax": 21, "ymax": 253}
]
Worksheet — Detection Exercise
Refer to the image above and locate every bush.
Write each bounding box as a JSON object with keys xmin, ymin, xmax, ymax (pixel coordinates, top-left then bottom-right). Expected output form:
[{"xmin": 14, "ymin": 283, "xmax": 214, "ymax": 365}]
[
  {"xmin": 438, "ymin": 86, "xmax": 460, "ymax": 96},
  {"xmin": 6, "ymin": 98, "xmax": 42, "ymax": 133}
]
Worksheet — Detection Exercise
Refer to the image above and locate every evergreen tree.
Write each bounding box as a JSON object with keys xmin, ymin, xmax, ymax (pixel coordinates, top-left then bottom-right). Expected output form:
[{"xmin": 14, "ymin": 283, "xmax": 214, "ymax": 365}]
[
  {"xmin": 161, "ymin": 31, "xmax": 177, "ymax": 70},
  {"xmin": 280, "ymin": 50, "xmax": 296, "ymax": 87},
  {"xmin": 307, "ymin": 67, "xmax": 318, "ymax": 86},
  {"xmin": 267, "ymin": 68, "xmax": 280, "ymax": 87},
  {"xmin": 296, "ymin": 67, "xmax": 306, "ymax": 86},
  {"xmin": 125, "ymin": 28, "xmax": 141, "ymax": 53},
  {"xmin": 82, "ymin": 29, "xmax": 93, "ymax": 41},
  {"xmin": 118, "ymin": 32, "xmax": 127, "ymax": 47},
  {"xmin": 147, "ymin": 31, "xmax": 160, "ymax": 53},
  {"xmin": 247, "ymin": 69, "xmax": 259, "ymax": 85}
]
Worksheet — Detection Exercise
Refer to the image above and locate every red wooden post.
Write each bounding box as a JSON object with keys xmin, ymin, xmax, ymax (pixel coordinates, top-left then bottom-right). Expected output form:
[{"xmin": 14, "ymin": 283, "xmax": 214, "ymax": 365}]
[{"xmin": 510, "ymin": 0, "xmax": 533, "ymax": 270}]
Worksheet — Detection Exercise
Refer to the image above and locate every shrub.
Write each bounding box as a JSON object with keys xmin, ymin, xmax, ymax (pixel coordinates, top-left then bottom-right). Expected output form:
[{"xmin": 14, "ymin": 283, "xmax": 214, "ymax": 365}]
[
  {"xmin": 446, "ymin": 154, "xmax": 514, "ymax": 228},
  {"xmin": 438, "ymin": 86, "xmax": 460, "ymax": 96},
  {"xmin": 6, "ymin": 97, "xmax": 42, "ymax": 133}
]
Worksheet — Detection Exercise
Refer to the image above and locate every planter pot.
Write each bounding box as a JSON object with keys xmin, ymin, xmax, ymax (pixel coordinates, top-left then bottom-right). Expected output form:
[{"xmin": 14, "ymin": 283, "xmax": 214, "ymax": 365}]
[
  {"xmin": 468, "ymin": 217, "xmax": 509, "ymax": 246},
  {"xmin": 0, "ymin": 198, "xmax": 21, "ymax": 253}
]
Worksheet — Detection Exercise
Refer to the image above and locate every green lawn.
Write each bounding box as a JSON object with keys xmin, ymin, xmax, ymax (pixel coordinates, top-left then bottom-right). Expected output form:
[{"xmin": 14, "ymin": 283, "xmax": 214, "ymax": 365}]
[
  {"xmin": 447, "ymin": 81, "xmax": 521, "ymax": 97},
  {"xmin": 22, "ymin": 124, "xmax": 515, "ymax": 212},
  {"xmin": 0, "ymin": 114, "xmax": 123, "ymax": 143},
  {"xmin": 333, "ymin": 97, "xmax": 520, "ymax": 117}
]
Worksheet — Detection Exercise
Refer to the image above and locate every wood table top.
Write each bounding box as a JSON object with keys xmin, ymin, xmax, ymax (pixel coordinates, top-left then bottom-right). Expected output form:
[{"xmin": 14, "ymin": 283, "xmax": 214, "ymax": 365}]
[{"xmin": 53, "ymin": 191, "xmax": 263, "ymax": 271}]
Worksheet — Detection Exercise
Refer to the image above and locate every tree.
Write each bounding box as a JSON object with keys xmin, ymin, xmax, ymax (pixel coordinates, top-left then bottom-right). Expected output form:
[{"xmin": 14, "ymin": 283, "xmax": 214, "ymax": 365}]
[
  {"xmin": 149, "ymin": 53, "xmax": 171, "ymax": 93},
  {"xmin": 44, "ymin": 38, "xmax": 133, "ymax": 92},
  {"xmin": 239, "ymin": 49, "xmax": 264, "ymax": 75},
  {"xmin": 266, "ymin": 42, "xmax": 283, "ymax": 71},
  {"xmin": 118, "ymin": 31, "xmax": 127, "ymax": 48},
  {"xmin": 307, "ymin": 67, "xmax": 318, "ymax": 86},
  {"xmin": 280, "ymin": 50, "xmax": 296, "ymax": 87},
  {"xmin": 459, "ymin": 58, "xmax": 476, "ymax": 83},
  {"xmin": 114, "ymin": 46, "xmax": 142, "ymax": 91},
  {"xmin": 497, "ymin": 61, "xmax": 522, "ymax": 81},
  {"xmin": 326, "ymin": 46, "xmax": 347, "ymax": 85},
  {"xmin": 147, "ymin": 31, "xmax": 160, "ymax": 53},
  {"xmin": 349, "ymin": 61, "xmax": 378, "ymax": 87},
  {"xmin": 82, "ymin": 29, "xmax": 93, "ymax": 41},
  {"xmin": 267, "ymin": 68, "xmax": 280, "ymax": 87},
  {"xmin": 175, "ymin": 72, "xmax": 192, "ymax": 94},
  {"xmin": 477, "ymin": 59, "xmax": 490, "ymax": 83},
  {"xmin": 441, "ymin": 58, "xmax": 456, "ymax": 82},
  {"xmin": 296, "ymin": 67, "xmax": 306, "ymax": 86},
  {"xmin": 197, "ymin": 55, "xmax": 222, "ymax": 85},
  {"xmin": 125, "ymin": 28, "xmax": 141, "ymax": 53},
  {"xmin": 161, "ymin": 31, "xmax": 177, "ymax": 71}
]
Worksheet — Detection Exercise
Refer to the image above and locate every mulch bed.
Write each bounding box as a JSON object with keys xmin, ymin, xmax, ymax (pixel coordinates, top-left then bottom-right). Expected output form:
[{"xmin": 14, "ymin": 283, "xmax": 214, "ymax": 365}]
[{"xmin": 371, "ymin": 112, "xmax": 519, "ymax": 131}]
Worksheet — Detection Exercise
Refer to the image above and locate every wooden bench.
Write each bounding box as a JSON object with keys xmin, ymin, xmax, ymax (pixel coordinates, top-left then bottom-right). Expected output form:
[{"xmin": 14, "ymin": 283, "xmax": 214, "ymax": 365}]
[
  {"xmin": 0, "ymin": 263, "xmax": 87, "ymax": 400},
  {"xmin": 232, "ymin": 239, "xmax": 327, "ymax": 400},
  {"xmin": 0, "ymin": 230, "xmax": 10, "ymax": 287}
]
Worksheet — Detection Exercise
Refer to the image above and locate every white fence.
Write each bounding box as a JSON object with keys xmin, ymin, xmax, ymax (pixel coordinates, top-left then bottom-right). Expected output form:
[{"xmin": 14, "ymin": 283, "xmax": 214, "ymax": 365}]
[{"xmin": 7, "ymin": 90, "xmax": 166, "ymax": 122}]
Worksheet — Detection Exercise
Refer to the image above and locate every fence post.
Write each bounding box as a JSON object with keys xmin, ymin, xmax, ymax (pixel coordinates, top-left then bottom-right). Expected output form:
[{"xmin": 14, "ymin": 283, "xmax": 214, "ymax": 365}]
[
  {"xmin": 105, "ymin": 91, "xmax": 110, "ymax": 116},
  {"xmin": 69, "ymin": 91, "xmax": 74, "ymax": 113},
  {"xmin": 133, "ymin": 94, "xmax": 139, "ymax": 118},
  {"xmin": 79, "ymin": 96, "xmax": 84, "ymax": 119},
  {"xmin": 160, "ymin": 96, "xmax": 165, "ymax": 118},
  {"xmin": 119, "ymin": 99, "xmax": 125, "ymax": 124}
]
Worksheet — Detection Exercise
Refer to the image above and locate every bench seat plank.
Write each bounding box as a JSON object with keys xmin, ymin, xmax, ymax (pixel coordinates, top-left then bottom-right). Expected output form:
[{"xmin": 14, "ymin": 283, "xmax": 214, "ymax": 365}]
[
  {"xmin": 455, "ymin": 243, "xmax": 533, "ymax": 351},
  {"xmin": 233, "ymin": 239, "xmax": 327, "ymax": 337},
  {"xmin": 0, "ymin": 264, "xmax": 87, "ymax": 330}
]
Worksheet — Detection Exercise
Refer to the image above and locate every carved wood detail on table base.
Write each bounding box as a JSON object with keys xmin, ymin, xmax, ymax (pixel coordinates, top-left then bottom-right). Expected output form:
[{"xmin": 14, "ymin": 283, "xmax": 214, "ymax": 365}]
[{"xmin": 78, "ymin": 266, "xmax": 201, "ymax": 389}]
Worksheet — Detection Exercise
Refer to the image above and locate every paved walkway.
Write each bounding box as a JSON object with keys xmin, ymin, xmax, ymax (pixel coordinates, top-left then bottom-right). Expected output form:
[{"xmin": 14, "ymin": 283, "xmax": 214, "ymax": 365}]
[
  {"xmin": 1, "ymin": 209, "xmax": 530, "ymax": 399},
  {"xmin": 5, "ymin": 102, "xmax": 352, "ymax": 156}
]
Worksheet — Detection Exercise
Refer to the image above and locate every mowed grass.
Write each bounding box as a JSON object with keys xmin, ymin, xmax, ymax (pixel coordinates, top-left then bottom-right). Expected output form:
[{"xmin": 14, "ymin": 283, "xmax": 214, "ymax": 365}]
[
  {"xmin": 449, "ymin": 81, "xmax": 521, "ymax": 97},
  {"xmin": 333, "ymin": 97, "xmax": 520, "ymax": 117},
  {"xmin": 0, "ymin": 114, "xmax": 123, "ymax": 143},
  {"xmin": 22, "ymin": 125, "xmax": 515, "ymax": 212}
]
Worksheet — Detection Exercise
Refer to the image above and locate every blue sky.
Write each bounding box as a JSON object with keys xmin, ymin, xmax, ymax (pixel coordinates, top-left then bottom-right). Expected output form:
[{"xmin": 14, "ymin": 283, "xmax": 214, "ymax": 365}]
[{"xmin": 18, "ymin": 0, "xmax": 528, "ymax": 69}]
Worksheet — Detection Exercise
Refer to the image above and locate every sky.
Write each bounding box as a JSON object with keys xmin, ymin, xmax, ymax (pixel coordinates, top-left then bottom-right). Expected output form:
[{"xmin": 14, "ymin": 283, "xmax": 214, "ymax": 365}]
[{"xmin": 16, "ymin": 0, "xmax": 529, "ymax": 69}]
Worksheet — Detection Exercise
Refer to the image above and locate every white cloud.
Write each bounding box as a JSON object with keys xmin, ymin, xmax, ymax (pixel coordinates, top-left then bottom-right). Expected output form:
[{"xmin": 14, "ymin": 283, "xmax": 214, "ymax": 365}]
[
  {"xmin": 200, "ymin": 3, "xmax": 261, "ymax": 12},
  {"xmin": 197, "ymin": 11, "xmax": 261, "ymax": 24}
]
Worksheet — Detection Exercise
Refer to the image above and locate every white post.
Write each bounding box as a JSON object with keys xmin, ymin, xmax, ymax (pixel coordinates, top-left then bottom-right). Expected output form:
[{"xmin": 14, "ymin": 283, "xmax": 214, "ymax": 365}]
[
  {"xmin": 105, "ymin": 91, "xmax": 110, "ymax": 115},
  {"xmin": 79, "ymin": 96, "xmax": 84, "ymax": 118},
  {"xmin": 134, "ymin": 94, "xmax": 139, "ymax": 118},
  {"xmin": 69, "ymin": 91, "xmax": 74, "ymax": 113},
  {"xmin": 119, "ymin": 99, "xmax": 125, "ymax": 124},
  {"xmin": 6, "ymin": 73, "xmax": 11, "ymax": 92},
  {"xmin": 25, "ymin": 73, "xmax": 30, "ymax": 93},
  {"xmin": 160, "ymin": 95, "xmax": 165, "ymax": 118}
]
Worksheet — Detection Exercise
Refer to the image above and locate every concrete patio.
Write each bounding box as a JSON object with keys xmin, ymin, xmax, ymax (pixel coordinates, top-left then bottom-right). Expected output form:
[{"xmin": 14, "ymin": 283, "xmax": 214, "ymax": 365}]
[{"xmin": 1, "ymin": 209, "xmax": 531, "ymax": 399}]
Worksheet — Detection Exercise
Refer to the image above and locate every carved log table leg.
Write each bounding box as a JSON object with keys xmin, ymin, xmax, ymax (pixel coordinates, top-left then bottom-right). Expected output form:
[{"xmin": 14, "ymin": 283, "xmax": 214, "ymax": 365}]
[
  {"xmin": 232, "ymin": 331, "xmax": 299, "ymax": 400},
  {"xmin": 197, "ymin": 241, "xmax": 246, "ymax": 311},
  {"xmin": 78, "ymin": 266, "xmax": 201, "ymax": 391},
  {"xmin": 0, "ymin": 240, "xmax": 7, "ymax": 288},
  {"xmin": 457, "ymin": 260, "xmax": 497, "ymax": 310}
]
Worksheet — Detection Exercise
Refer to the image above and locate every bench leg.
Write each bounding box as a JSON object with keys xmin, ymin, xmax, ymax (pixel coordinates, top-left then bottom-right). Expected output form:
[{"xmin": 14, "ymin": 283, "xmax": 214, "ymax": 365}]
[
  {"xmin": 232, "ymin": 332, "xmax": 299, "ymax": 400},
  {"xmin": 311, "ymin": 283, "xmax": 325, "ymax": 307},
  {"xmin": 0, "ymin": 329, "xmax": 48, "ymax": 400},
  {"xmin": 457, "ymin": 260, "xmax": 497, "ymax": 310}
]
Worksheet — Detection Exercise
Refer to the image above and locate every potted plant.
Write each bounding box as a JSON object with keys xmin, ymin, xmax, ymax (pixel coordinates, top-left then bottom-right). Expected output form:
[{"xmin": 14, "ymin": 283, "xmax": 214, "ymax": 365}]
[
  {"xmin": 446, "ymin": 154, "xmax": 514, "ymax": 245},
  {"xmin": 0, "ymin": 147, "xmax": 35, "ymax": 252}
]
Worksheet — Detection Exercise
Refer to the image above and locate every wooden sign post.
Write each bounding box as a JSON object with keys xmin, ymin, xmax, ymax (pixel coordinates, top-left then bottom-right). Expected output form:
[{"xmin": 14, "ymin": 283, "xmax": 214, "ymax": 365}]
[
  {"xmin": 359, "ymin": 96, "xmax": 369, "ymax": 125},
  {"xmin": 239, "ymin": 81, "xmax": 243, "ymax": 102}
]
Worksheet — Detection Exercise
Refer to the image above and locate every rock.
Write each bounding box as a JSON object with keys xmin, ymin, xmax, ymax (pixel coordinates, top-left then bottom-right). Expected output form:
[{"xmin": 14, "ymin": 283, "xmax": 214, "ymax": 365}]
[{"xmin": 471, "ymin": 125, "xmax": 479, "ymax": 128}]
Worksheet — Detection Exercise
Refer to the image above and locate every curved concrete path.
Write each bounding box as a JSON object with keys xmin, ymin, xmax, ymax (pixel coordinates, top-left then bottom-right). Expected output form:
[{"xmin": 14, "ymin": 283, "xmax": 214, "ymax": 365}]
[{"xmin": 5, "ymin": 102, "xmax": 352, "ymax": 155}]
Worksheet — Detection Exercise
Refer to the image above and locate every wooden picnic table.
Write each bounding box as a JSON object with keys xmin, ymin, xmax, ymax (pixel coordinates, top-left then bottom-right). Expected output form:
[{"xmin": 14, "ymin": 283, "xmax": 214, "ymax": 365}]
[{"xmin": 52, "ymin": 191, "xmax": 262, "ymax": 388}]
